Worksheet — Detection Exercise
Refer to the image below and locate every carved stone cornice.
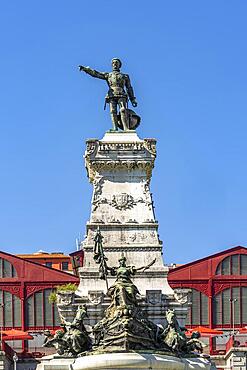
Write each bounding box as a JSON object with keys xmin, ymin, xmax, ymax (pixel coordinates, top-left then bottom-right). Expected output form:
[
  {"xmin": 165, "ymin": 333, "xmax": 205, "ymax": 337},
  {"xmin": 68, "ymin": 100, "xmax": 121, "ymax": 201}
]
[
  {"xmin": 86, "ymin": 222, "xmax": 159, "ymax": 229},
  {"xmin": 83, "ymin": 246, "xmax": 162, "ymax": 252},
  {"xmin": 86, "ymin": 139, "xmax": 157, "ymax": 155},
  {"xmin": 85, "ymin": 138, "xmax": 157, "ymax": 183}
]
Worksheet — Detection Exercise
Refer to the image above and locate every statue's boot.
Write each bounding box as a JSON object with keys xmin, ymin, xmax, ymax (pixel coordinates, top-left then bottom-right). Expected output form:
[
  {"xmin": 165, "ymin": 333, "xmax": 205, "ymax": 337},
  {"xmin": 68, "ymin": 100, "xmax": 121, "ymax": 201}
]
[
  {"xmin": 110, "ymin": 112, "xmax": 118, "ymax": 131},
  {"xmin": 120, "ymin": 110, "xmax": 129, "ymax": 131}
]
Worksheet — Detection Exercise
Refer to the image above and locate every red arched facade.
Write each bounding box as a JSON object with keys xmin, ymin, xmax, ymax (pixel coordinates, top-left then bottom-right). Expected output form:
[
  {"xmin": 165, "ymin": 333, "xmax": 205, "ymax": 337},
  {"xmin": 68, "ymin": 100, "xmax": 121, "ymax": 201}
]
[
  {"xmin": 0, "ymin": 251, "xmax": 79, "ymax": 333},
  {"xmin": 168, "ymin": 246, "xmax": 247, "ymax": 330}
]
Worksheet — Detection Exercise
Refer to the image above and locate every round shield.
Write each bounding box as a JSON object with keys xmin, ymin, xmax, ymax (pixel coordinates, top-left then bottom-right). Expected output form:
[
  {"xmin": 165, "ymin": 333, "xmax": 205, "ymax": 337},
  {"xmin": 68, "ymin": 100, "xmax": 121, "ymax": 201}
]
[{"xmin": 117, "ymin": 109, "xmax": 141, "ymax": 130}]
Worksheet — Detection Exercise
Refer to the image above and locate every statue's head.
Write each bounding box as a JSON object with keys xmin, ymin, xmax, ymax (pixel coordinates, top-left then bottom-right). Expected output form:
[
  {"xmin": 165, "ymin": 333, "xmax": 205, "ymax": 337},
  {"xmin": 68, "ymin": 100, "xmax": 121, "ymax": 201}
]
[
  {"xmin": 118, "ymin": 256, "xmax": 126, "ymax": 266},
  {"xmin": 111, "ymin": 58, "xmax": 122, "ymax": 71},
  {"xmin": 78, "ymin": 304, "xmax": 87, "ymax": 311}
]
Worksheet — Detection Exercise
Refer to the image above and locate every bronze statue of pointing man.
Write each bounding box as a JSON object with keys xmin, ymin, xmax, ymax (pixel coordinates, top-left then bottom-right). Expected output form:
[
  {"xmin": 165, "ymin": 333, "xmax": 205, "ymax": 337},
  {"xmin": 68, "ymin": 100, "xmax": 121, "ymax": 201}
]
[{"xmin": 79, "ymin": 58, "xmax": 140, "ymax": 131}]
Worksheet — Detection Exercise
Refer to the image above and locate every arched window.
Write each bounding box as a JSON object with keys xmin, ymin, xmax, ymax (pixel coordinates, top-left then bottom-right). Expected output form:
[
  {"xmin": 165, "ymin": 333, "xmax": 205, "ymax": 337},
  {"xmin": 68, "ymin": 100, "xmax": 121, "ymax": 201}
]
[
  {"xmin": 213, "ymin": 287, "xmax": 247, "ymax": 327},
  {"xmin": 0, "ymin": 258, "xmax": 17, "ymax": 278},
  {"xmin": 183, "ymin": 288, "xmax": 209, "ymax": 326},
  {"xmin": 0, "ymin": 290, "xmax": 21, "ymax": 328},
  {"xmin": 216, "ymin": 254, "xmax": 247, "ymax": 275},
  {"xmin": 26, "ymin": 289, "xmax": 60, "ymax": 329}
]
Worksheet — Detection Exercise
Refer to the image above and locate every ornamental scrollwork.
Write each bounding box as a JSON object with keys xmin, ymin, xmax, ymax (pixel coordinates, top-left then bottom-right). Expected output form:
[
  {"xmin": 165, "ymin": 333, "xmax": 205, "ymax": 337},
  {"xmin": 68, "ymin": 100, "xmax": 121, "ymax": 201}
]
[
  {"xmin": 86, "ymin": 140, "xmax": 98, "ymax": 156},
  {"xmin": 92, "ymin": 176, "xmax": 106, "ymax": 210},
  {"xmin": 143, "ymin": 139, "xmax": 157, "ymax": 156},
  {"xmin": 0, "ymin": 286, "xmax": 21, "ymax": 297},
  {"xmin": 26, "ymin": 285, "xmax": 53, "ymax": 297}
]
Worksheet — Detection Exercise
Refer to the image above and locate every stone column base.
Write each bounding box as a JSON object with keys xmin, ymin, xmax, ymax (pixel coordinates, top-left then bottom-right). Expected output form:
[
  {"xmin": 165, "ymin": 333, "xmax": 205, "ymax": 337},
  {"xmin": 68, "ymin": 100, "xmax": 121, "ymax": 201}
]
[{"xmin": 37, "ymin": 352, "xmax": 216, "ymax": 370}]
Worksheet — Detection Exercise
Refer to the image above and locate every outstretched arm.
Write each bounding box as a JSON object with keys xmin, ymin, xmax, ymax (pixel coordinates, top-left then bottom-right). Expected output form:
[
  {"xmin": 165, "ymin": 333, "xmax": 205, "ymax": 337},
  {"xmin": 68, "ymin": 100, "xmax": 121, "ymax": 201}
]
[
  {"xmin": 79, "ymin": 65, "xmax": 108, "ymax": 80},
  {"xmin": 135, "ymin": 258, "xmax": 156, "ymax": 272}
]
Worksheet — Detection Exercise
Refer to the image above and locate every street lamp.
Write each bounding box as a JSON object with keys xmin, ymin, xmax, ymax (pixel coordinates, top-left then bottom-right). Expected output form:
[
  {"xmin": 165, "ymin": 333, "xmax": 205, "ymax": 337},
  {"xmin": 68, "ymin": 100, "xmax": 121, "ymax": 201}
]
[
  {"xmin": 229, "ymin": 298, "xmax": 238, "ymax": 337},
  {"xmin": 13, "ymin": 353, "xmax": 18, "ymax": 370}
]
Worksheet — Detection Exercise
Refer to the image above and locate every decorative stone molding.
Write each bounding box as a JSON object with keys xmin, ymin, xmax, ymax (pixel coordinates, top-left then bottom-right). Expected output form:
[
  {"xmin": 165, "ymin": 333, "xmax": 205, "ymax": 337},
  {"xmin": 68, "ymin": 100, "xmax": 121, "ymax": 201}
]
[
  {"xmin": 87, "ymin": 222, "xmax": 159, "ymax": 228},
  {"xmin": 88, "ymin": 290, "xmax": 104, "ymax": 305},
  {"xmin": 93, "ymin": 192, "xmax": 146, "ymax": 211},
  {"xmin": 86, "ymin": 159, "xmax": 154, "ymax": 183},
  {"xmin": 90, "ymin": 160, "xmax": 154, "ymax": 171},
  {"xmin": 174, "ymin": 288, "xmax": 191, "ymax": 305},
  {"xmin": 98, "ymin": 142, "xmax": 145, "ymax": 152},
  {"xmin": 111, "ymin": 193, "xmax": 137, "ymax": 210},
  {"xmin": 85, "ymin": 137, "xmax": 157, "ymax": 183},
  {"xmin": 86, "ymin": 140, "xmax": 98, "ymax": 155},
  {"xmin": 143, "ymin": 138, "xmax": 157, "ymax": 156},
  {"xmin": 83, "ymin": 246, "xmax": 163, "ymax": 252},
  {"xmin": 57, "ymin": 291, "xmax": 75, "ymax": 306},
  {"xmin": 92, "ymin": 176, "xmax": 105, "ymax": 210}
]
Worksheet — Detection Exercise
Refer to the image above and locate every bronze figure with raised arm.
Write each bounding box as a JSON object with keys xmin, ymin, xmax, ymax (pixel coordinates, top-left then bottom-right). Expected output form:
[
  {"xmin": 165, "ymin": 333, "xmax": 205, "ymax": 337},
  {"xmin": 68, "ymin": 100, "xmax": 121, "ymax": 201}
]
[
  {"xmin": 93, "ymin": 229, "xmax": 155, "ymax": 307},
  {"xmin": 79, "ymin": 58, "xmax": 140, "ymax": 131},
  {"xmin": 106, "ymin": 256, "xmax": 156, "ymax": 307}
]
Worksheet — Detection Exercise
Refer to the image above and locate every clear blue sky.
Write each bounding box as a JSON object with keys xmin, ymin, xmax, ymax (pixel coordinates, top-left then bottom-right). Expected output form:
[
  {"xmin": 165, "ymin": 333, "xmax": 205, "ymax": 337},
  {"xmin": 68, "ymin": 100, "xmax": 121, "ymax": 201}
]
[{"xmin": 1, "ymin": 1, "xmax": 247, "ymax": 264}]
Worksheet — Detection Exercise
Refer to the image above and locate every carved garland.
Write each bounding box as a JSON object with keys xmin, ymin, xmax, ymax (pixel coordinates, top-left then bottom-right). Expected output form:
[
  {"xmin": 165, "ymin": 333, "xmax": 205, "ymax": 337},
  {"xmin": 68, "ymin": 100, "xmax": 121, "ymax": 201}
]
[
  {"xmin": 92, "ymin": 192, "xmax": 148, "ymax": 211},
  {"xmin": 86, "ymin": 159, "xmax": 155, "ymax": 183}
]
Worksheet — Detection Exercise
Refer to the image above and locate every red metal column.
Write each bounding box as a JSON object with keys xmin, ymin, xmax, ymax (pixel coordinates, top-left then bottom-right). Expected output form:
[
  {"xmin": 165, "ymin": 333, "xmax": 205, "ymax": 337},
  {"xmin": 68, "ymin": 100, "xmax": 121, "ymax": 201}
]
[
  {"xmin": 208, "ymin": 278, "xmax": 214, "ymax": 353},
  {"xmin": 21, "ymin": 282, "xmax": 28, "ymax": 352}
]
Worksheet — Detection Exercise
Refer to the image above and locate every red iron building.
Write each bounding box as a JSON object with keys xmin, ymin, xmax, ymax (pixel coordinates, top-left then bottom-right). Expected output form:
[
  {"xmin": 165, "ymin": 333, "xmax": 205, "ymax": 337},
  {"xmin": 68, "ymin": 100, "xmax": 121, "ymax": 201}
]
[
  {"xmin": 1, "ymin": 246, "xmax": 246, "ymax": 356},
  {"xmin": 0, "ymin": 251, "xmax": 79, "ymax": 339},
  {"xmin": 168, "ymin": 246, "xmax": 247, "ymax": 352}
]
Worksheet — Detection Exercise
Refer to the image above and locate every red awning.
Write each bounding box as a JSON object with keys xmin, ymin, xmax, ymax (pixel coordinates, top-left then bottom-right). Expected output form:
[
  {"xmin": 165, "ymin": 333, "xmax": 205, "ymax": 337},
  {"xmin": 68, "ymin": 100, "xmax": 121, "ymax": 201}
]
[
  {"xmin": 187, "ymin": 326, "xmax": 223, "ymax": 336},
  {"xmin": 1, "ymin": 329, "xmax": 33, "ymax": 341},
  {"xmin": 238, "ymin": 327, "xmax": 247, "ymax": 334}
]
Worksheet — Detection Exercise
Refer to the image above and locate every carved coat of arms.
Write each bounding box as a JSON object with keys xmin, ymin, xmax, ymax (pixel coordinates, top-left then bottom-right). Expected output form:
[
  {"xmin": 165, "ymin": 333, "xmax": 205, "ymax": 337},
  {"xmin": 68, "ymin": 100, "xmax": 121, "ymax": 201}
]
[
  {"xmin": 111, "ymin": 193, "xmax": 134, "ymax": 210},
  {"xmin": 56, "ymin": 291, "xmax": 74, "ymax": 306},
  {"xmin": 88, "ymin": 291, "xmax": 104, "ymax": 305},
  {"xmin": 146, "ymin": 290, "xmax": 162, "ymax": 305}
]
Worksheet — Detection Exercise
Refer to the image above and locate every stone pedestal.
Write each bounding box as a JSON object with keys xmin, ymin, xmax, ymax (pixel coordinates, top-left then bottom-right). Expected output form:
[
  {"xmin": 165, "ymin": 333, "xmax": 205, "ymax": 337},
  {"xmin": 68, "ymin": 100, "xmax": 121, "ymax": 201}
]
[
  {"xmin": 37, "ymin": 353, "xmax": 216, "ymax": 370},
  {"xmin": 75, "ymin": 131, "xmax": 189, "ymax": 327}
]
